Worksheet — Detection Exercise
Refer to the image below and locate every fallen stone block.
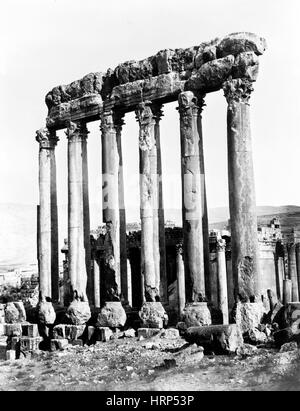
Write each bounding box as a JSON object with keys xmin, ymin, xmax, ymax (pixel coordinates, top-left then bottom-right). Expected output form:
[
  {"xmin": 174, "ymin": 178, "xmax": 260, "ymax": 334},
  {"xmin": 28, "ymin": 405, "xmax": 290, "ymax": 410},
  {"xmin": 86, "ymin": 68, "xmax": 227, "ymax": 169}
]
[
  {"xmin": 244, "ymin": 328, "xmax": 268, "ymax": 345},
  {"xmin": 160, "ymin": 328, "xmax": 180, "ymax": 339},
  {"xmin": 181, "ymin": 302, "xmax": 212, "ymax": 328},
  {"xmin": 5, "ymin": 323, "xmax": 22, "ymax": 337},
  {"xmin": 279, "ymin": 341, "xmax": 298, "ymax": 353},
  {"xmin": 96, "ymin": 327, "xmax": 113, "ymax": 342},
  {"xmin": 236, "ymin": 344, "xmax": 258, "ymax": 357},
  {"xmin": 20, "ymin": 336, "xmax": 43, "ymax": 352},
  {"xmin": 184, "ymin": 324, "xmax": 243, "ymax": 354},
  {"xmin": 138, "ymin": 302, "xmax": 168, "ymax": 329},
  {"xmin": 137, "ymin": 328, "xmax": 160, "ymax": 339},
  {"xmin": 53, "ymin": 324, "xmax": 66, "ymax": 339},
  {"xmin": 22, "ymin": 324, "xmax": 39, "ymax": 338},
  {"xmin": 37, "ymin": 301, "xmax": 56, "ymax": 325},
  {"xmin": 124, "ymin": 328, "xmax": 136, "ymax": 338},
  {"xmin": 6, "ymin": 350, "xmax": 16, "ymax": 361},
  {"xmin": 66, "ymin": 300, "xmax": 91, "ymax": 325},
  {"xmin": 234, "ymin": 302, "xmax": 266, "ymax": 334},
  {"xmin": 5, "ymin": 302, "xmax": 26, "ymax": 324},
  {"xmin": 71, "ymin": 339, "xmax": 83, "ymax": 346},
  {"xmin": 51, "ymin": 338, "xmax": 69, "ymax": 351},
  {"xmin": 97, "ymin": 302, "xmax": 127, "ymax": 328},
  {"xmin": 65, "ymin": 324, "xmax": 85, "ymax": 341}
]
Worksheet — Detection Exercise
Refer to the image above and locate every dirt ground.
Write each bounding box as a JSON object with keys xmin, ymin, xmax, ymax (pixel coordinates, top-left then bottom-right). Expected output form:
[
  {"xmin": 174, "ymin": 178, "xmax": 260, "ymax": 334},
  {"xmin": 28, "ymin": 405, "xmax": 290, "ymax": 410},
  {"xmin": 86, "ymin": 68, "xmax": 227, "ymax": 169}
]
[{"xmin": 0, "ymin": 333, "xmax": 300, "ymax": 391}]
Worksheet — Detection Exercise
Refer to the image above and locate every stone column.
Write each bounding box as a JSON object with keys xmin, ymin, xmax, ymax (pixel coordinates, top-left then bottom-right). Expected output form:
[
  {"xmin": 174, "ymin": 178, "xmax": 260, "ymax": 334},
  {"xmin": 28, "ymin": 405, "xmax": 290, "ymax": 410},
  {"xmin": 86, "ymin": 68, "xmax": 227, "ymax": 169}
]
[
  {"xmin": 36, "ymin": 128, "xmax": 59, "ymax": 302},
  {"xmin": 115, "ymin": 112, "xmax": 128, "ymax": 303},
  {"xmin": 65, "ymin": 121, "xmax": 91, "ymax": 324},
  {"xmin": 127, "ymin": 258, "xmax": 132, "ymax": 307},
  {"xmin": 136, "ymin": 102, "xmax": 168, "ymax": 329},
  {"xmin": 283, "ymin": 279, "xmax": 292, "ymax": 305},
  {"xmin": 217, "ymin": 239, "xmax": 229, "ymax": 324},
  {"xmin": 223, "ymin": 78, "xmax": 260, "ymax": 302},
  {"xmin": 81, "ymin": 127, "xmax": 92, "ymax": 304},
  {"xmin": 178, "ymin": 91, "xmax": 206, "ymax": 302},
  {"xmin": 101, "ymin": 110, "xmax": 121, "ymax": 300},
  {"xmin": 36, "ymin": 127, "xmax": 58, "ymax": 325},
  {"xmin": 94, "ymin": 259, "xmax": 100, "ymax": 308},
  {"xmin": 287, "ymin": 243, "xmax": 299, "ymax": 302},
  {"xmin": 176, "ymin": 244, "xmax": 185, "ymax": 316},
  {"xmin": 296, "ymin": 243, "xmax": 300, "ymax": 301},
  {"xmin": 151, "ymin": 104, "xmax": 168, "ymax": 303}
]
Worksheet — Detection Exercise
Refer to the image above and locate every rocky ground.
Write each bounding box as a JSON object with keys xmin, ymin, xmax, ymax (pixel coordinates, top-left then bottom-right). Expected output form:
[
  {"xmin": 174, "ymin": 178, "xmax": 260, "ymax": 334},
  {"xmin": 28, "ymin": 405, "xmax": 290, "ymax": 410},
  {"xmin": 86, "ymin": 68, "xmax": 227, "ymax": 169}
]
[{"xmin": 1, "ymin": 332, "xmax": 300, "ymax": 391}]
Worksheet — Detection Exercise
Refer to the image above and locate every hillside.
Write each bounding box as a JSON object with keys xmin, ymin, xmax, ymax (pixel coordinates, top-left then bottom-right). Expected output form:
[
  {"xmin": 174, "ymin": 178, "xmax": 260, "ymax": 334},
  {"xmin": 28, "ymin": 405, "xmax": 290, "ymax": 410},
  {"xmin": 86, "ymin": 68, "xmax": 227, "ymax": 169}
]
[{"xmin": 1, "ymin": 203, "xmax": 300, "ymax": 271}]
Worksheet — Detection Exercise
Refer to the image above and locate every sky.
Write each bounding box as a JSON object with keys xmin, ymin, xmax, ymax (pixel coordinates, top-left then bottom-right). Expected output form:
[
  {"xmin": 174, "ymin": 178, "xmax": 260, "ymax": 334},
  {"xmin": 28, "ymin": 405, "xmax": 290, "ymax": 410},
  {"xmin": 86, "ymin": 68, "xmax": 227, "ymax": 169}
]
[{"xmin": 1, "ymin": 0, "xmax": 300, "ymax": 225}]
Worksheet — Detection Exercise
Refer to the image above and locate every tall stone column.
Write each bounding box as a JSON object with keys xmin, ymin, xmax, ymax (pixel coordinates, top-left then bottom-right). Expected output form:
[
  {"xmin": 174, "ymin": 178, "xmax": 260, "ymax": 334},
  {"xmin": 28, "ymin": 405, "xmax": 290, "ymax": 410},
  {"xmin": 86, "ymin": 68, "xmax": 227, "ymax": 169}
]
[
  {"xmin": 36, "ymin": 128, "xmax": 59, "ymax": 300},
  {"xmin": 287, "ymin": 243, "xmax": 299, "ymax": 302},
  {"xmin": 101, "ymin": 110, "xmax": 121, "ymax": 301},
  {"xmin": 223, "ymin": 78, "xmax": 260, "ymax": 302},
  {"xmin": 65, "ymin": 121, "xmax": 91, "ymax": 324},
  {"xmin": 176, "ymin": 244, "xmax": 185, "ymax": 316},
  {"xmin": 178, "ymin": 91, "xmax": 206, "ymax": 302},
  {"xmin": 296, "ymin": 243, "xmax": 300, "ymax": 301},
  {"xmin": 94, "ymin": 259, "xmax": 100, "ymax": 308},
  {"xmin": 152, "ymin": 104, "xmax": 167, "ymax": 304},
  {"xmin": 136, "ymin": 102, "xmax": 168, "ymax": 329},
  {"xmin": 217, "ymin": 239, "xmax": 229, "ymax": 324},
  {"xmin": 81, "ymin": 127, "xmax": 92, "ymax": 304},
  {"xmin": 115, "ymin": 112, "xmax": 128, "ymax": 303},
  {"xmin": 36, "ymin": 127, "xmax": 58, "ymax": 324}
]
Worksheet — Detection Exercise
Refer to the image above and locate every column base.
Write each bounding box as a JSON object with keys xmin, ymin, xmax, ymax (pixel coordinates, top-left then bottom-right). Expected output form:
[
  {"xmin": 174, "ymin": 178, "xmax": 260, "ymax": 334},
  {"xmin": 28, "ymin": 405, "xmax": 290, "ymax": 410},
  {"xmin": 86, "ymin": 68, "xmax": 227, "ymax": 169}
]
[
  {"xmin": 138, "ymin": 302, "xmax": 168, "ymax": 329},
  {"xmin": 234, "ymin": 301, "xmax": 266, "ymax": 334},
  {"xmin": 66, "ymin": 300, "xmax": 91, "ymax": 325},
  {"xmin": 181, "ymin": 302, "xmax": 212, "ymax": 328},
  {"xmin": 97, "ymin": 301, "xmax": 127, "ymax": 328},
  {"xmin": 37, "ymin": 301, "xmax": 56, "ymax": 325}
]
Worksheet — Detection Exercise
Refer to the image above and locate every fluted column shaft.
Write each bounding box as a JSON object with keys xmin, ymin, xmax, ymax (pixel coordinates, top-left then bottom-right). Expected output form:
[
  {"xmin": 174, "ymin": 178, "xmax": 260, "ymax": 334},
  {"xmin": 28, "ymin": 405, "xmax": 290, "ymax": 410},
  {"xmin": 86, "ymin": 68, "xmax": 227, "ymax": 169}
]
[
  {"xmin": 115, "ymin": 113, "xmax": 128, "ymax": 303},
  {"xmin": 66, "ymin": 121, "xmax": 88, "ymax": 302},
  {"xmin": 288, "ymin": 243, "xmax": 299, "ymax": 302},
  {"xmin": 178, "ymin": 91, "xmax": 205, "ymax": 302},
  {"xmin": 135, "ymin": 102, "xmax": 158, "ymax": 302},
  {"xmin": 223, "ymin": 78, "xmax": 259, "ymax": 301},
  {"xmin": 36, "ymin": 128, "xmax": 59, "ymax": 301},
  {"xmin": 101, "ymin": 111, "xmax": 121, "ymax": 300}
]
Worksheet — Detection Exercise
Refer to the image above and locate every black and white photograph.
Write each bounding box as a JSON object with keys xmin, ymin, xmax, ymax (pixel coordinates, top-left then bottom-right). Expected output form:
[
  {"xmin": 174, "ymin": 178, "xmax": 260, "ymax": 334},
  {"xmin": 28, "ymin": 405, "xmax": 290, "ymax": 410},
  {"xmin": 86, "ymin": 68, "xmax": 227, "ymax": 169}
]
[{"xmin": 0, "ymin": 0, "xmax": 300, "ymax": 394}]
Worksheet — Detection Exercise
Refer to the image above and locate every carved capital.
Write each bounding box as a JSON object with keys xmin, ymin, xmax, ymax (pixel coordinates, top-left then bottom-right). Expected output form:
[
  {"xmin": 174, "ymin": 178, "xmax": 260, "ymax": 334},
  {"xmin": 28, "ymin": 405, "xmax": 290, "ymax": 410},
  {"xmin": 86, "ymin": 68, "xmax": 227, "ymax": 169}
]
[
  {"xmin": 36, "ymin": 127, "xmax": 58, "ymax": 149},
  {"xmin": 135, "ymin": 101, "xmax": 155, "ymax": 150},
  {"xmin": 217, "ymin": 238, "xmax": 226, "ymax": 252},
  {"xmin": 177, "ymin": 91, "xmax": 205, "ymax": 117},
  {"xmin": 100, "ymin": 111, "xmax": 115, "ymax": 134},
  {"xmin": 113, "ymin": 111, "xmax": 125, "ymax": 134},
  {"xmin": 223, "ymin": 78, "xmax": 254, "ymax": 104},
  {"xmin": 150, "ymin": 103, "xmax": 164, "ymax": 123},
  {"xmin": 65, "ymin": 121, "xmax": 88, "ymax": 142},
  {"xmin": 176, "ymin": 243, "xmax": 183, "ymax": 256}
]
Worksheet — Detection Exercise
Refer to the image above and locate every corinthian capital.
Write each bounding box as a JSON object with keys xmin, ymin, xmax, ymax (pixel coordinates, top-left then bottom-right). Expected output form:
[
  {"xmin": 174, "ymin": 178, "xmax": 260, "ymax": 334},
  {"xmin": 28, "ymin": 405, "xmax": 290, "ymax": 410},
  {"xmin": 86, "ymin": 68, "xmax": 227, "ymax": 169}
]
[
  {"xmin": 135, "ymin": 101, "xmax": 155, "ymax": 150},
  {"xmin": 36, "ymin": 127, "xmax": 58, "ymax": 149},
  {"xmin": 217, "ymin": 238, "xmax": 226, "ymax": 252},
  {"xmin": 178, "ymin": 91, "xmax": 205, "ymax": 117},
  {"xmin": 223, "ymin": 78, "xmax": 254, "ymax": 104},
  {"xmin": 65, "ymin": 121, "xmax": 88, "ymax": 142}
]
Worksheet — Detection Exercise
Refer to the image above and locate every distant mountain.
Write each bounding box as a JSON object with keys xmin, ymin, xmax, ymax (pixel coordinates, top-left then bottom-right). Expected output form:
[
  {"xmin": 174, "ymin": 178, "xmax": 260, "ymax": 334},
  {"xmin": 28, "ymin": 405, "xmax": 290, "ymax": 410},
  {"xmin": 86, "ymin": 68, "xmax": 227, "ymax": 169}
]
[{"xmin": 1, "ymin": 203, "xmax": 300, "ymax": 271}]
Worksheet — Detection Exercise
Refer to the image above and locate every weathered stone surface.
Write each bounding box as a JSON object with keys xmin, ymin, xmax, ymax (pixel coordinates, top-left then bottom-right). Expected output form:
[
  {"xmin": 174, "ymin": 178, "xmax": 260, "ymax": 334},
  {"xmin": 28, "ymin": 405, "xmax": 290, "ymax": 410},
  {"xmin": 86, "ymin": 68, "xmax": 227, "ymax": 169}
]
[
  {"xmin": 5, "ymin": 323, "xmax": 22, "ymax": 337},
  {"xmin": 139, "ymin": 302, "xmax": 168, "ymax": 329},
  {"xmin": 235, "ymin": 302, "xmax": 266, "ymax": 334},
  {"xmin": 182, "ymin": 303, "xmax": 212, "ymax": 328},
  {"xmin": 244, "ymin": 328, "xmax": 268, "ymax": 345},
  {"xmin": 236, "ymin": 343, "xmax": 258, "ymax": 356},
  {"xmin": 45, "ymin": 32, "xmax": 266, "ymax": 129},
  {"xmin": 0, "ymin": 323, "xmax": 5, "ymax": 336},
  {"xmin": 21, "ymin": 324, "xmax": 39, "ymax": 338},
  {"xmin": 137, "ymin": 328, "xmax": 161, "ymax": 339},
  {"xmin": 280, "ymin": 341, "xmax": 298, "ymax": 353},
  {"xmin": 184, "ymin": 324, "xmax": 243, "ymax": 354},
  {"xmin": 160, "ymin": 328, "xmax": 180, "ymax": 339},
  {"xmin": 124, "ymin": 328, "xmax": 136, "ymax": 338},
  {"xmin": 53, "ymin": 324, "xmax": 66, "ymax": 340},
  {"xmin": 37, "ymin": 301, "xmax": 56, "ymax": 325},
  {"xmin": 4, "ymin": 302, "xmax": 26, "ymax": 324},
  {"xmin": 66, "ymin": 300, "xmax": 91, "ymax": 325},
  {"xmin": 6, "ymin": 350, "xmax": 16, "ymax": 361},
  {"xmin": 65, "ymin": 325, "xmax": 85, "ymax": 341},
  {"xmin": 97, "ymin": 302, "xmax": 127, "ymax": 328},
  {"xmin": 96, "ymin": 327, "xmax": 113, "ymax": 342},
  {"xmin": 20, "ymin": 336, "xmax": 43, "ymax": 352},
  {"xmin": 217, "ymin": 32, "xmax": 267, "ymax": 57},
  {"xmin": 51, "ymin": 338, "xmax": 69, "ymax": 351}
]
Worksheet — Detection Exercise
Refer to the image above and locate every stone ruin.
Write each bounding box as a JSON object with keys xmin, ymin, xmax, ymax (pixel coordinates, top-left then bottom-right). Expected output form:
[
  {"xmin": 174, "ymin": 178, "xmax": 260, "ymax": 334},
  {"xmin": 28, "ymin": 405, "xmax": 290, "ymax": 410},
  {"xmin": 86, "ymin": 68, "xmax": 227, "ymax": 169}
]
[{"xmin": 1, "ymin": 32, "xmax": 300, "ymax": 361}]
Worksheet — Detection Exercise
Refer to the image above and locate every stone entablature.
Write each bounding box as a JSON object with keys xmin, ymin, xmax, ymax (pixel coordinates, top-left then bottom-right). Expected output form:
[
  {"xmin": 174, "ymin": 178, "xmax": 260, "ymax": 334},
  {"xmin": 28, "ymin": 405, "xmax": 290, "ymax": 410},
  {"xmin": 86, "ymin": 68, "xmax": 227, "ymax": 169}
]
[{"xmin": 45, "ymin": 32, "xmax": 266, "ymax": 129}]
